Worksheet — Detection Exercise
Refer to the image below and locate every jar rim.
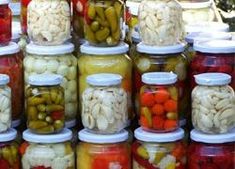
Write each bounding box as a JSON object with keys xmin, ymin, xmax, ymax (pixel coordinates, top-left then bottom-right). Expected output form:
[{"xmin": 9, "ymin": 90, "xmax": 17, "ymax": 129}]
[
  {"xmin": 23, "ymin": 129, "xmax": 72, "ymax": 143},
  {"xmin": 78, "ymin": 129, "xmax": 129, "ymax": 144},
  {"xmin": 194, "ymin": 73, "xmax": 231, "ymax": 86},
  {"xmin": 28, "ymin": 74, "xmax": 63, "ymax": 86},
  {"xmin": 86, "ymin": 73, "xmax": 122, "ymax": 86},
  {"xmin": 194, "ymin": 40, "xmax": 235, "ymax": 54},
  {"xmin": 0, "ymin": 128, "xmax": 17, "ymax": 142},
  {"xmin": 0, "ymin": 42, "xmax": 20, "ymax": 56},
  {"xmin": 190, "ymin": 129, "xmax": 235, "ymax": 144},
  {"xmin": 0, "ymin": 74, "xmax": 10, "ymax": 85},
  {"xmin": 26, "ymin": 43, "xmax": 74, "ymax": 55},
  {"xmin": 179, "ymin": 0, "xmax": 212, "ymax": 9},
  {"xmin": 134, "ymin": 127, "xmax": 185, "ymax": 142},
  {"xmin": 137, "ymin": 42, "xmax": 185, "ymax": 54},
  {"xmin": 142, "ymin": 72, "xmax": 178, "ymax": 85},
  {"xmin": 185, "ymin": 22, "xmax": 229, "ymax": 33},
  {"xmin": 80, "ymin": 42, "xmax": 129, "ymax": 55}
]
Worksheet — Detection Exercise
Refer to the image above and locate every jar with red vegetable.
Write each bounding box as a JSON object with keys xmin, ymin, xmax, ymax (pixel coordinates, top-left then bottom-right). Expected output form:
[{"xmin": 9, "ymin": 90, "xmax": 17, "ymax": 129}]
[
  {"xmin": 0, "ymin": 128, "xmax": 20, "ymax": 169},
  {"xmin": 20, "ymin": 0, "xmax": 31, "ymax": 34},
  {"xmin": 132, "ymin": 127, "xmax": 186, "ymax": 169},
  {"xmin": 77, "ymin": 129, "xmax": 131, "ymax": 169},
  {"xmin": 0, "ymin": 0, "xmax": 12, "ymax": 46},
  {"xmin": 134, "ymin": 43, "xmax": 189, "ymax": 122},
  {"xmin": 188, "ymin": 129, "xmax": 235, "ymax": 169},
  {"xmin": 0, "ymin": 42, "xmax": 24, "ymax": 126},
  {"xmin": 25, "ymin": 74, "xmax": 65, "ymax": 134},
  {"xmin": 190, "ymin": 40, "xmax": 235, "ymax": 89},
  {"xmin": 140, "ymin": 72, "xmax": 179, "ymax": 133}
]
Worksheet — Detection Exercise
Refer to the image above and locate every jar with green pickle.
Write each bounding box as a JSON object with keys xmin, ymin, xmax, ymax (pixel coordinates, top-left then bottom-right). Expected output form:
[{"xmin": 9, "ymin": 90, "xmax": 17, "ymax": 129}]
[
  {"xmin": 134, "ymin": 43, "xmax": 189, "ymax": 121},
  {"xmin": 0, "ymin": 128, "xmax": 20, "ymax": 169},
  {"xmin": 84, "ymin": 0, "xmax": 125, "ymax": 46},
  {"xmin": 25, "ymin": 74, "xmax": 65, "ymax": 134},
  {"xmin": 78, "ymin": 43, "xmax": 133, "ymax": 120}
]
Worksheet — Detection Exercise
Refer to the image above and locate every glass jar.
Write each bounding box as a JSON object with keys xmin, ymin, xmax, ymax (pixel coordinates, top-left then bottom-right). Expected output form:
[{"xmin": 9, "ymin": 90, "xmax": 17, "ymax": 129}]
[
  {"xmin": 134, "ymin": 43, "xmax": 189, "ymax": 121},
  {"xmin": 190, "ymin": 40, "xmax": 235, "ymax": 89},
  {"xmin": 188, "ymin": 129, "xmax": 235, "ymax": 169},
  {"xmin": 0, "ymin": 42, "xmax": 23, "ymax": 125},
  {"xmin": 0, "ymin": 128, "xmax": 20, "ymax": 169},
  {"xmin": 72, "ymin": 0, "xmax": 87, "ymax": 39},
  {"xmin": 27, "ymin": 0, "xmax": 71, "ymax": 45},
  {"xmin": 138, "ymin": 0, "xmax": 183, "ymax": 46},
  {"xmin": 21, "ymin": 128, "xmax": 75, "ymax": 169},
  {"xmin": 77, "ymin": 129, "xmax": 131, "ymax": 169},
  {"xmin": 9, "ymin": 2, "xmax": 20, "ymax": 22},
  {"xmin": 20, "ymin": 0, "xmax": 31, "ymax": 34},
  {"xmin": 12, "ymin": 21, "xmax": 22, "ymax": 43},
  {"xmin": 82, "ymin": 73, "xmax": 128, "ymax": 134},
  {"xmin": 25, "ymin": 74, "xmax": 65, "ymax": 134},
  {"xmin": 185, "ymin": 32, "xmax": 232, "ymax": 62},
  {"xmin": 140, "ymin": 72, "xmax": 179, "ymax": 133},
  {"xmin": 132, "ymin": 127, "xmax": 186, "ymax": 169},
  {"xmin": 192, "ymin": 73, "xmax": 235, "ymax": 134},
  {"xmin": 0, "ymin": 0, "xmax": 12, "ymax": 46},
  {"xmin": 0, "ymin": 74, "xmax": 11, "ymax": 133},
  {"xmin": 179, "ymin": 0, "xmax": 215, "ymax": 25},
  {"xmin": 84, "ymin": 0, "xmax": 125, "ymax": 46},
  {"xmin": 78, "ymin": 43, "xmax": 133, "ymax": 120},
  {"xmin": 24, "ymin": 43, "xmax": 78, "ymax": 128}
]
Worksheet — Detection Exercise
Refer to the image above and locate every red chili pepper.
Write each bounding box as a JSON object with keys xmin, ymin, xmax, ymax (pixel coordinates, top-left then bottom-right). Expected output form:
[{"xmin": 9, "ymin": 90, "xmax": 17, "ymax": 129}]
[
  {"xmin": 32, "ymin": 166, "xmax": 52, "ymax": 169},
  {"xmin": 51, "ymin": 111, "xmax": 63, "ymax": 120},
  {"xmin": 0, "ymin": 159, "xmax": 10, "ymax": 169}
]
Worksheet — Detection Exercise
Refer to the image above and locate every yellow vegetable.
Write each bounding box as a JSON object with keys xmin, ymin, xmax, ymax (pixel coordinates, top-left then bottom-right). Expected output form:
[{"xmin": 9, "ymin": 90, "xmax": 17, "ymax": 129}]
[
  {"xmin": 88, "ymin": 4, "xmax": 96, "ymax": 19},
  {"xmin": 105, "ymin": 7, "xmax": 118, "ymax": 33},
  {"xmin": 95, "ymin": 27, "xmax": 110, "ymax": 42},
  {"xmin": 137, "ymin": 146, "xmax": 149, "ymax": 159},
  {"xmin": 95, "ymin": 6, "xmax": 105, "ymax": 20},
  {"xmin": 154, "ymin": 152, "xmax": 165, "ymax": 164}
]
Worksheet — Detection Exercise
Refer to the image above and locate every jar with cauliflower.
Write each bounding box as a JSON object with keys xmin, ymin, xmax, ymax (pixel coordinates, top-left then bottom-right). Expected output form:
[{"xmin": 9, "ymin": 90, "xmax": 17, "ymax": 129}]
[
  {"xmin": 77, "ymin": 129, "xmax": 131, "ymax": 169},
  {"xmin": 25, "ymin": 74, "xmax": 65, "ymax": 134},
  {"xmin": 27, "ymin": 0, "xmax": 71, "ymax": 45},
  {"xmin": 140, "ymin": 72, "xmax": 179, "ymax": 133},
  {"xmin": 20, "ymin": 128, "xmax": 75, "ymax": 169},
  {"xmin": 0, "ymin": 42, "xmax": 24, "ymax": 127},
  {"xmin": 192, "ymin": 73, "xmax": 235, "ymax": 134},
  {"xmin": 0, "ymin": 74, "xmax": 11, "ymax": 133},
  {"xmin": 0, "ymin": 128, "xmax": 20, "ymax": 169},
  {"xmin": 138, "ymin": 0, "xmax": 184, "ymax": 46},
  {"xmin": 134, "ymin": 43, "xmax": 189, "ymax": 122},
  {"xmin": 132, "ymin": 127, "xmax": 186, "ymax": 169},
  {"xmin": 78, "ymin": 43, "xmax": 133, "ymax": 120},
  {"xmin": 82, "ymin": 73, "xmax": 128, "ymax": 134},
  {"xmin": 24, "ymin": 43, "xmax": 78, "ymax": 128}
]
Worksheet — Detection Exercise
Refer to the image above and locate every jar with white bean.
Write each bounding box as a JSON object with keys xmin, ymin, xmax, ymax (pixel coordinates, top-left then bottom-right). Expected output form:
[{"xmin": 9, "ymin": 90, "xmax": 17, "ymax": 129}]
[
  {"xmin": 192, "ymin": 73, "xmax": 235, "ymax": 134},
  {"xmin": 24, "ymin": 43, "xmax": 78, "ymax": 128},
  {"xmin": 27, "ymin": 0, "xmax": 71, "ymax": 45},
  {"xmin": 0, "ymin": 74, "xmax": 11, "ymax": 133},
  {"xmin": 82, "ymin": 73, "xmax": 128, "ymax": 134},
  {"xmin": 138, "ymin": 0, "xmax": 184, "ymax": 46}
]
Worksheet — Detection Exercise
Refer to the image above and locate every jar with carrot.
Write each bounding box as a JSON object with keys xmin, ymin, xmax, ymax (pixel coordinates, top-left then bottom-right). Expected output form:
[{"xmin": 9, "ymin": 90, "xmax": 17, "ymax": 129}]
[{"xmin": 139, "ymin": 72, "xmax": 179, "ymax": 133}]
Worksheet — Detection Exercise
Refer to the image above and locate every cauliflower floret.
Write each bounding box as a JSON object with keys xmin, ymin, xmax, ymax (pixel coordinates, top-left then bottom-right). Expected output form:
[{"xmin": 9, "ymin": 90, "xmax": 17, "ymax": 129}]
[
  {"xmin": 157, "ymin": 155, "xmax": 176, "ymax": 169},
  {"xmin": 52, "ymin": 144, "xmax": 65, "ymax": 157}
]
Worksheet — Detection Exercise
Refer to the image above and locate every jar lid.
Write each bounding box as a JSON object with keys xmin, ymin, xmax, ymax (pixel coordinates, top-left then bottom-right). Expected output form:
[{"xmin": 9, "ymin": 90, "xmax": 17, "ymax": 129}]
[
  {"xmin": 9, "ymin": 2, "xmax": 21, "ymax": 15},
  {"xmin": 26, "ymin": 43, "xmax": 74, "ymax": 55},
  {"xmin": 179, "ymin": 0, "xmax": 211, "ymax": 9},
  {"xmin": 134, "ymin": 127, "xmax": 184, "ymax": 142},
  {"xmin": 28, "ymin": 74, "xmax": 63, "ymax": 86},
  {"xmin": 190, "ymin": 129, "xmax": 235, "ymax": 144},
  {"xmin": 80, "ymin": 42, "xmax": 129, "ymax": 55},
  {"xmin": 126, "ymin": 1, "xmax": 139, "ymax": 15},
  {"xmin": 185, "ymin": 22, "xmax": 229, "ymax": 33},
  {"xmin": 0, "ymin": 128, "xmax": 17, "ymax": 142},
  {"xmin": 78, "ymin": 129, "xmax": 129, "ymax": 144},
  {"xmin": 142, "ymin": 72, "xmax": 177, "ymax": 85},
  {"xmin": 87, "ymin": 73, "xmax": 122, "ymax": 86},
  {"xmin": 23, "ymin": 129, "xmax": 72, "ymax": 143},
  {"xmin": 0, "ymin": 0, "xmax": 9, "ymax": 5},
  {"xmin": 194, "ymin": 73, "xmax": 231, "ymax": 86},
  {"xmin": 0, "ymin": 42, "xmax": 20, "ymax": 56},
  {"xmin": 185, "ymin": 32, "xmax": 232, "ymax": 44},
  {"xmin": 0, "ymin": 74, "xmax": 10, "ymax": 85},
  {"xmin": 137, "ymin": 42, "xmax": 185, "ymax": 54},
  {"xmin": 194, "ymin": 40, "xmax": 235, "ymax": 54}
]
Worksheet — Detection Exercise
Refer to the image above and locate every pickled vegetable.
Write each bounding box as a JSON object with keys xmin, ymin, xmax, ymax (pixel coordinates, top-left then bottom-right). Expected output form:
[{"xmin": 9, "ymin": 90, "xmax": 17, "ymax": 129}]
[
  {"xmin": 84, "ymin": 0, "xmax": 124, "ymax": 46},
  {"xmin": 26, "ymin": 86, "xmax": 65, "ymax": 134},
  {"xmin": 0, "ymin": 3, "xmax": 12, "ymax": 45}
]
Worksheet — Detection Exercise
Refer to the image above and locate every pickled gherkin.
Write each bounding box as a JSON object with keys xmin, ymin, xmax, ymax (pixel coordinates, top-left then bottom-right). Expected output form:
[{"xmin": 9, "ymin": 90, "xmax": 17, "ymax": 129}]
[
  {"xmin": 25, "ymin": 74, "xmax": 65, "ymax": 134},
  {"xmin": 84, "ymin": 0, "xmax": 124, "ymax": 46}
]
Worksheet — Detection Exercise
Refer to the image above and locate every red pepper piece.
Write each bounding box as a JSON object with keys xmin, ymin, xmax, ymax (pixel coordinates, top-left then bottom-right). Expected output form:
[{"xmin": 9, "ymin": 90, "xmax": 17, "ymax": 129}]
[
  {"xmin": 218, "ymin": 65, "xmax": 233, "ymax": 73},
  {"xmin": 51, "ymin": 111, "xmax": 63, "ymax": 120},
  {"xmin": 0, "ymin": 159, "xmax": 10, "ymax": 169},
  {"xmin": 200, "ymin": 163, "xmax": 219, "ymax": 169}
]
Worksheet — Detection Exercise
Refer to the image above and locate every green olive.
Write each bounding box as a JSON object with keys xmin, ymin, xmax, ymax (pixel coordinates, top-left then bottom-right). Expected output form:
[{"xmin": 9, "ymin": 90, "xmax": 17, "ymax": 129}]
[
  {"xmin": 38, "ymin": 112, "xmax": 47, "ymax": 120},
  {"xmin": 46, "ymin": 116, "xmax": 53, "ymax": 123},
  {"xmin": 54, "ymin": 120, "xmax": 64, "ymax": 130},
  {"xmin": 91, "ymin": 21, "xmax": 100, "ymax": 32},
  {"xmin": 37, "ymin": 104, "xmax": 46, "ymax": 112}
]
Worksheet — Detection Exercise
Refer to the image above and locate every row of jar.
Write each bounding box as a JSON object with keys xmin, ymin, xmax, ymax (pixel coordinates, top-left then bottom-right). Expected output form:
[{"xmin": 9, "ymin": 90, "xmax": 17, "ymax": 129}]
[{"xmin": 1, "ymin": 127, "xmax": 235, "ymax": 169}]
